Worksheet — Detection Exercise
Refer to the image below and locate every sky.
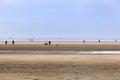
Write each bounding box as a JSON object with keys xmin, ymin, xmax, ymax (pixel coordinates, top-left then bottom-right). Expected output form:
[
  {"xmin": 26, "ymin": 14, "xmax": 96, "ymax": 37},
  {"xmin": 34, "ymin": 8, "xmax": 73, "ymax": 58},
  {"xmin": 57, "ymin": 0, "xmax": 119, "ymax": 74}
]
[{"xmin": 0, "ymin": 0, "xmax": 120, "ymax": 39}]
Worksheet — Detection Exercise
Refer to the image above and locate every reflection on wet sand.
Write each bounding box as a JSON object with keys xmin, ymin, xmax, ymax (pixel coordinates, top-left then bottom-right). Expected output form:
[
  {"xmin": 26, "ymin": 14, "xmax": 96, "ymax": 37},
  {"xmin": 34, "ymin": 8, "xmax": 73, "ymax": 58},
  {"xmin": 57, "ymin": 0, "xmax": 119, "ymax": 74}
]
[{"xmin": 0, "ymin": 52, "xmax": 120, "ymax": 80}]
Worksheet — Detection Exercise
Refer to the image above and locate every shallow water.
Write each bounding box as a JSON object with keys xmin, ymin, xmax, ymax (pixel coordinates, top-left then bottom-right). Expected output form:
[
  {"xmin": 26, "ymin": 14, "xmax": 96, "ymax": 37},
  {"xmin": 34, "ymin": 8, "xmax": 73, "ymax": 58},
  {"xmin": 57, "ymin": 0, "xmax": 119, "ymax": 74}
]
[{"xmin": 0, "ymin": 50, "xmax": 120, "ymax": 54}]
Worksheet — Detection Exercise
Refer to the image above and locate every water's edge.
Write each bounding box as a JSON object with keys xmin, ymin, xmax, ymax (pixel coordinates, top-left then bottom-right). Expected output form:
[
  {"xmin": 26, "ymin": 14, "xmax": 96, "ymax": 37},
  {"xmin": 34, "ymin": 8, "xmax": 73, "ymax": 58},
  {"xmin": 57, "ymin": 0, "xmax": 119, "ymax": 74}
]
[{"xmin": 0, "ymin": 50, "xmax": 120, "ymax": 55}]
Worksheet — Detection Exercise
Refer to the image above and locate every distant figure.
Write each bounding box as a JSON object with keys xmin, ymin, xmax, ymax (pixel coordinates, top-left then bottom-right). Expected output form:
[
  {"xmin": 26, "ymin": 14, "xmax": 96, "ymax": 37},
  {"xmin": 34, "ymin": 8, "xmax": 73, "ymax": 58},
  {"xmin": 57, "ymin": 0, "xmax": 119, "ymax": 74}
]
[
  {"xmin": 98, "ymin": 40, "xmax": 101, "ymax": 43},
  {"xmin": 44, "ymin": 43, "xmax": 48, "ymax": 45},
  {"xmin": 31, "ymin": 39, "xmax": 33, "ymax": 42},
  {"xmin": 12, "ymin": 40, "xmax": 15, "ymax": 45},
  {"xmin": 5, "ymin": 41, "xmax": 7, "ymax": 45},
  {"xmin": 115, "ymin": 39, "xmax": 117, "ymax": 42},
  {"xmin": 83, "ymin": 40, "xmax": 85, "ymax": 43},
  {"xmin": 49, "ymin": 41, "xmax": 51, "ymax": 45},
  {"xmin": 29, "ymin": 38, "xmax": 33, "ymax": 42}
]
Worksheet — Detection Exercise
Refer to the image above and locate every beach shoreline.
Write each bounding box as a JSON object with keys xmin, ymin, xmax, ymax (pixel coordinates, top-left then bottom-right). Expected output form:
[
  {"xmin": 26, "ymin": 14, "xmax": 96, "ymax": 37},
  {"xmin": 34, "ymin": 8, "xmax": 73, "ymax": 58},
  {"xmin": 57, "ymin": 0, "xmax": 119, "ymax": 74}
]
[{"xmin": 0, "ymin": 41, "xmax": 120, "ymax": 50}]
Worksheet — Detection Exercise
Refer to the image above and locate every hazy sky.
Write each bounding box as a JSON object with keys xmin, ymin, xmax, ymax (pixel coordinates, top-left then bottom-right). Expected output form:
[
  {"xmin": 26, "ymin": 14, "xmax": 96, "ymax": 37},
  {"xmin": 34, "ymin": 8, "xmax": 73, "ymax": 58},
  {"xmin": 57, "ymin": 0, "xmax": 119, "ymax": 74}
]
[{"xmin": 0, "ymin": 0, "xmax": 120, "ymax": 38}]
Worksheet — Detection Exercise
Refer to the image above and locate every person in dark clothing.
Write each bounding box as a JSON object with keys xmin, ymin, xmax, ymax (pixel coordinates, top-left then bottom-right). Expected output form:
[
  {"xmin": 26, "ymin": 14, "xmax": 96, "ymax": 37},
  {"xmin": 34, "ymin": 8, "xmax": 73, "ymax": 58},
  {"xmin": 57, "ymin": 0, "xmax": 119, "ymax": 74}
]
[
  {"xmin": 49, "ymin": 41, "xmax": 51, "ymax": 45},
  {"xmin": 12, "ymin": 40, "xmax": 15, "ymax": 45},
  {"xmin": 98, "ymin": 40, "xmax": 100, "ymax": 43},
  {"xmin": 115, "ymin": 39, "xmax": 117, "ymax": 42},
  {"xmin": 83, "ymin": 40, "xmax": 85, "ymax": 43},
  {"xmin": 5, "ymin": 41, "xmax": 7, "ymax": 45}
]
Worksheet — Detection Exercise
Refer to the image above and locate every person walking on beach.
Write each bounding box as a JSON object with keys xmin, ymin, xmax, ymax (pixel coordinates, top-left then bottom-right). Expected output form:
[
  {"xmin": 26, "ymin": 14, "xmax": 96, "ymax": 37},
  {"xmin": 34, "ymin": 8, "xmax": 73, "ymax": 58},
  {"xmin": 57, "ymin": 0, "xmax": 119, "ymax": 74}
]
[
  {"xmin": 12, "ymin": 40, "xmax": 15, "ymax": 45},
  {"xmin": 83, "ymin": 40, "xmax": 85, "ymax": 43},
  {"xmin": 49, "ymin": 41, "xmax": 51, "ymax": 45},
  {"xmin": 5, "ymin": 41, "xmax": 7, "ymax": 45},
  {"xmin": 98, "ymin": 40, "xmax": 101, "ymax": 43}
]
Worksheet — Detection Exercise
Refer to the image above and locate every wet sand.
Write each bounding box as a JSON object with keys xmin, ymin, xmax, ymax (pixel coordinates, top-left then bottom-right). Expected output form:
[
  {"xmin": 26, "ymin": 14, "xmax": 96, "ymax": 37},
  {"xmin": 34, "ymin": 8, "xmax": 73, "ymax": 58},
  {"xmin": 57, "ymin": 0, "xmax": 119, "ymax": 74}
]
[
  {"xmin": 0, "ymin": 41, "xmax": 120, "ymax": 80},
  {"xmin": 0, "ymin": 54, "xmax": 120, "ymax": 80},
  {"xmin": 0, "ymin": 41, "xmax": 120, "ymax": 50}
]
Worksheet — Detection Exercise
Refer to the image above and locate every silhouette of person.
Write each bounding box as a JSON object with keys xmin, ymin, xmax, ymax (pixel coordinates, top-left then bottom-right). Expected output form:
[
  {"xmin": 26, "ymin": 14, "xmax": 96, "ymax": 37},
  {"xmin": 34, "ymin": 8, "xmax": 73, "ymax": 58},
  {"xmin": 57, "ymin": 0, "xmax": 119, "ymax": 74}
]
[
  {"xmin": 115, "ymin": 39, "xmax": 117, "ymax": 42},
  {"xmin": 49, "ymin": 41, "xmax": 51, "ymax": 45},
  {"xmin": 83, "ymin": 40, "xmax": 85, "ymax": 43},
  {"xmin": 5, "ymin": 41, "xmax": 7, "ymax": 45},
  {"xmin": 12, "ymin": 40, "xmax": 15, "ymax": 45},
  {"xmin": 99, "ymin": 40, "xmax": 100, "ymax": 43}
]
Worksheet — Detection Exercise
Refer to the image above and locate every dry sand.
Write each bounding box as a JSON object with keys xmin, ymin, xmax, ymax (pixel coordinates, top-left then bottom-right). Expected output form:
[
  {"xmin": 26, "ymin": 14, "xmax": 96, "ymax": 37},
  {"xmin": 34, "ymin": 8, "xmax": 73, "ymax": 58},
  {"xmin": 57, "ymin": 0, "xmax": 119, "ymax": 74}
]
[
  {"xmin": 0, "ymin": 54, "xmax": 120, "ymax": 80},
  {"xmin": 0, "ymin": 41, "xmax": 120, "ymax": 50}
]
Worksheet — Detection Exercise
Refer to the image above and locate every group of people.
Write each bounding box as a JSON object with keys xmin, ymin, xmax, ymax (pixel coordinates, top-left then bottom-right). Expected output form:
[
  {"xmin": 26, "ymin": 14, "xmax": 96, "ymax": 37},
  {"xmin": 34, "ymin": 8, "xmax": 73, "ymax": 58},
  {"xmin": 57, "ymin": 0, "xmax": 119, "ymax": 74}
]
[
  {"xmin": 4, "ymin": 40, "xmax": 51, "ymax": 45},
  {"xmin": 5, "ymin": 40, "xmax": 15, "ymax": 45},
  {"xmin": 83, "ymin": 39, "xmax": 118, "ymax": 43}
]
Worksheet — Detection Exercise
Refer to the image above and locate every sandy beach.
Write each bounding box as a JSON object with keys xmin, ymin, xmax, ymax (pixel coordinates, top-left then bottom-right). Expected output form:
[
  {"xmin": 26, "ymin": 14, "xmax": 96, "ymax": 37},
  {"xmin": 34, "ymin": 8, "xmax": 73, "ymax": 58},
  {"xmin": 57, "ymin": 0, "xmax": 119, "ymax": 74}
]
[
  {"xmin": 0, "ymin": 42, "xmax": 120, "ymax": 80},
  {"xmin": 1, "ymin": 0, "xmax": 119, "ymax": 79},
  {"xmin": 0, "ymin": 41, "xmax": 120, "ymax": 50},
  {"xmin": 0, "ymin": 54, "xmax": 120, "ymax": 80}
]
